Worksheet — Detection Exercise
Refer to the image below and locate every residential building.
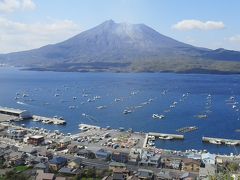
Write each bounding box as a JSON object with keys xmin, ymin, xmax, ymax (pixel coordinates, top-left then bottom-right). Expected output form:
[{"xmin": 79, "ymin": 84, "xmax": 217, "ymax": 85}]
[
  {"xmin": 49, "ymin": 156, "xmax": 67, "ymax": 171},
  {"xmin": 36, "ymin": 170, "xmax": 54, "ymax": 180},
  {"xmin": 137, "ymin": 169, "xmax": 154, "ymax": 180},
  {"xmin": 112, "ymin": 151, "xmax": 129, "ymax": 163},
  {"xmin": 182, "ymin": 158, "xmax": 201, "ymax": 172},
  {"xmin": 68, "ymin": 157, "xmax": 82, "ymax": 169},
  {"xmin": 27, "ymin": 135, "xmax": 44, "ymax": 146},
  {"xmin": 95, "ymin": 149, "xmax": 111, "ymax": 160},
  {"xmin": 201, "ymin": 153, "xmax": 216, "ymax": 165}
]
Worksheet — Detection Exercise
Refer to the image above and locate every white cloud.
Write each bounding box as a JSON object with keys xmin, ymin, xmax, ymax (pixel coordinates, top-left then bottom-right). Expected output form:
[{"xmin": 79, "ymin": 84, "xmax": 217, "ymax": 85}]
[
  {"xmin": 228, "ymin": 35, "xmax": 240, "ymax": 44},
  {"xmin": 22, "ymin": 0, "xmax": 36, "ymax": 10},
  {"xmin": 173, "ymin": 19, "xmax": 225, "ymax": 31},
  {"xmin": 0, "ymin": 0, "xmax": 36, "ymax": 13},
  {"xmin": 0, "ymin": 17, "xmax": 81, "ymax": 53}
]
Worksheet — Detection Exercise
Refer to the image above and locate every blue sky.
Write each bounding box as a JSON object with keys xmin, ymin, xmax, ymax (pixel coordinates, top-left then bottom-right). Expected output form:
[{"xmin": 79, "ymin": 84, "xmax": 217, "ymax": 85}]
[{"xmin": 0, "ymin": 0, "xmax": 240, "ymax": 53}]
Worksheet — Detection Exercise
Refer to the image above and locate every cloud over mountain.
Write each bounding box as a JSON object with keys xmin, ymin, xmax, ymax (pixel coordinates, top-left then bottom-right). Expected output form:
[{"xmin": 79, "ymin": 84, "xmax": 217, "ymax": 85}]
[
  {"xmin": 173, "ymin": 19, "xmax": 225, "ymax": 31},
  {"xmin": 0, "ymin": 0, "xmax": 36, "ymax": 13},
  {"xmin": 0, "ymin": 17, "xmax": 81, "ymax": 53}
]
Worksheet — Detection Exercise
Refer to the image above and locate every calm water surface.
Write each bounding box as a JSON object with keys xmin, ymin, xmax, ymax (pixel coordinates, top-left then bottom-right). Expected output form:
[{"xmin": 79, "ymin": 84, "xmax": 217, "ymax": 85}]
[{"xmin": 0, "ymin": 67, "xmax": 240, "ymax": 154}]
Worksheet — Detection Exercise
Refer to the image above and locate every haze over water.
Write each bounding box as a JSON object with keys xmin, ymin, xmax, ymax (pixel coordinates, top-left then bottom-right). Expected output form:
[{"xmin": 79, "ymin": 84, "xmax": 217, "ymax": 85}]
[{"xmin": 0, "ymin": 67, "xmax": 240, "ymax": 154}]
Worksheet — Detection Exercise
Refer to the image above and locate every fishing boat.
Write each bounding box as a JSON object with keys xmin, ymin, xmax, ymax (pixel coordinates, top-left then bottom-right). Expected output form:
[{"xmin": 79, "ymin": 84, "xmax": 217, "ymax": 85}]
[
  {"xmin": 96, "ymin": 105, "xmax": 107, "ymax": 109},
  {"xmin": 123, "ymin": 109, "xmax": 132, "ymax": 114},
  {"xmin": 152, "ymin": 114, "xmax": 165, "ymax": 119},
  {"xmin": 195, "ymin": 114, "xmax": 208, "ymax": 119},
  {"xmin": 114, "ymin": 98, "xmax": 121, "ymax": 102}
]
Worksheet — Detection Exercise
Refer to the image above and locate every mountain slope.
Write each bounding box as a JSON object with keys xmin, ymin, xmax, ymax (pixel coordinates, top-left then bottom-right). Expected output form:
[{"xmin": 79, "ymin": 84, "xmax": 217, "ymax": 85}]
[{"xmin": 1, "ymin": 20, "xmax": 240, "ymax": 73}]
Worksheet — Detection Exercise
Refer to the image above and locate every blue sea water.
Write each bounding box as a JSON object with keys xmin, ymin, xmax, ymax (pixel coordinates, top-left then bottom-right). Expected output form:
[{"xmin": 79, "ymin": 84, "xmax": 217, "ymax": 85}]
[{"xmin": 0, "ymin": 67, "xmax": 240, "ymax": 154}]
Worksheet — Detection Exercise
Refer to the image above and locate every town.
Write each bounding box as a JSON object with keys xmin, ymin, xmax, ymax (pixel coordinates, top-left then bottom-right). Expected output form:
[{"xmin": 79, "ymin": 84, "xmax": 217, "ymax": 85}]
[{"xmin": 0, "ymin": 107, "xmax": 240, "ymax": 180}]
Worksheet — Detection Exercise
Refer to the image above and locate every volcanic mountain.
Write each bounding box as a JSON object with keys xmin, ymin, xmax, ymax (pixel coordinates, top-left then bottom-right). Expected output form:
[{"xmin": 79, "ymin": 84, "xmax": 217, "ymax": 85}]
[{"xmin": 1, "ymin": 20, "xmax": 240, "ymax": 73}]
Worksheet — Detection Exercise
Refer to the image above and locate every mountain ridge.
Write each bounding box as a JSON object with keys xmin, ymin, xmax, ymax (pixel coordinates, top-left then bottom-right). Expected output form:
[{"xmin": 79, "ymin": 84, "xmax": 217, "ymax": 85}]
[{"xmin": 1, "ymin": 20, "xmax": 240, "ymax": 74}]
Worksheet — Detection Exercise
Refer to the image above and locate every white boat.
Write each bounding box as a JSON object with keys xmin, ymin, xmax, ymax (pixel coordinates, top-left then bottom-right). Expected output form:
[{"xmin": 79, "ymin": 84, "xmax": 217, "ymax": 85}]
[
  {"xmin": 96, "ymin": 105, "xmax": 107, "ymax": 109},
  {"xmin": 173, "ymin": 101, "xmax": 178, "ymax": 105},
  {"xmin": 123, "ymin": 109, "xmax": 132, "ymax": 114},
  {"xmin": 54, "ymin": 94, "xmax": 60, "ymax": 97},
  {"xmin": 152, "ymin": 114, "xmax": 164, "ymax": 119},
  {"xmin": 94, "ymin": 96, "xmax": 101, "ymax": 99},
  {"xmin": 33, "ymin": 118, "xmax": 40, "ymax": 122},
  {"xmin": 209, "ymin": 140, "xmax": 222, "ymax": 145},
  {"xmin": 114, "ymin": 98, "xmax": 121, "ymax": 102},
  {"xmin": 148, "ymin": 140, "xmax": 155, "ymax": 146},
  {"xmin": 196, "ymin": 114, "xmax": 208, "ymax": 119},
  {"xmin": 159, "ymin": 136, "xmax": 173, "ymax": 140},
  {"xmin": 42, "ymin": 120, "xmax": 51, "ymax": 124},
  {"xmin": 170, "ymin": 105, "xmax": 175, "ymax": 108},
  {"xmin": 69, "ymin": 106, "xmax": 76, "ymax": 109},
  {"xmin": 87, "ymin": 98, "xmax": 95, "ymax": 102}
]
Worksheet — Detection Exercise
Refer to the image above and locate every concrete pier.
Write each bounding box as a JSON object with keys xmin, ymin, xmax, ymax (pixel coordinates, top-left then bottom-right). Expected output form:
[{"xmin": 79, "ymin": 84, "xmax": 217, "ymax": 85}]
[
  {"xmin": 32, "ymin": 115, "xmax": 66, "ymax": 125},
  {"xmin": 149, "ymin": 132, "xmax": 184, "ymax": 140},
  {"xmin": 202, "ymin": 136, "xmax": 240, "ymax": 146}
]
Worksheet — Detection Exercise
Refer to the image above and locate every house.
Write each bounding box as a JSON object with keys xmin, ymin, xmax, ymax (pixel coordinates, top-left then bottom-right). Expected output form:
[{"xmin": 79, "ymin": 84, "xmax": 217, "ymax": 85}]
[
  {"xmin": 36, "ymin": 170, "xmax": 55, "ymax": 180},
  {"xmin": 19, "ymin": 145, "xmax": 37, "ymax": 154},
  {"xmin": 7, "ymin": 151, "xmax": 25, "ymax": 166},
  {"xmin": 37, "ymin": 148, "xmax": 53, "ymax": 159},
  {"xmin": 215, "ymin": 156, "xmax": 223, "ymax": 164},
  {"xmin": 111, "ymin": 151, "xmax": 129, "ymax": 163},
  {"xmin": 160, "ymin": 155, "xmax": 183, "ymax": 169},
  {"xmin": 0, "ymin": 144, "xmax": 9, "ymax": 151},
  {"xmin": 27, "ymin": 135, "xmax": 44, "ymax": 146},
  {"xmin": 77, "ymin": 149, "xmax": 95, "ymax": 159},
  {"xmin": 68, "ymin": 157, "xmax": 82, "ymax": 169},
  {"xmin": 109, "ymin": 162, "xmax": 126, "ymax": 170},
  {"xmin": 137, "ymin": 169, "xmax": 154, "ymax": 180},
  {"xmin": 201, "ymin": 153, "xmax": 216, "ymax": 165},
  {"xmin": 58, "ymin": 167, "xmax": 80, "ymax": 175},
  {"xmin": 35, "ymin": 162, "xmax": 49, "ymax": 173},
  {"xmin": 49, "ymin": 156, "xmax": 67, "ymax": 171},
  {"xmin": 156, "ymin": 171, "xmax": 172, "ymax": 180},
  {"xmin": 128, "ymin": 148, "xmax": 142, "ymax": 165},
  {"xmin": 138, "ymin": 151, "xmax": 161, "ymax": 168},
  {"xmin": 148, "ymin": 154, "xmax": 161, "ymax": 167},
  {"xmin": 95, "ymin": 149, "xmax": 111, "ymax": 160},
  {"xmin": 199, "ymin": 164, "xmax": 216, "ymax": 180},
  {"xmin": 7, "ymin": 128, "xmax": 27, "ymax": 140},
  {"xmin": 57, "ymin": 137, "xmax": 71, "ymax": 149},
  {"xmin": 182, "ymin": 158, "xmax": 201, "ymax": 172},
  {"xmin": 112, "ymin": 169, "xmax": 129, "ymax": 180},
  {"xmin": 67, "ymin": 144, "xmax": 78, "ymax": 154},
  {"xmin": 179, "ymin": 172, "xmax": 196, "ymax": 180}
]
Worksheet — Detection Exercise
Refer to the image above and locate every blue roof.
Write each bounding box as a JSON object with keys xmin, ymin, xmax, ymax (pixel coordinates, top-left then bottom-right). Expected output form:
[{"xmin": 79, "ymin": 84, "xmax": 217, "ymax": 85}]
[{"xmin": 49, "ymin": 156, "xmax": 67, "ymax": 165}]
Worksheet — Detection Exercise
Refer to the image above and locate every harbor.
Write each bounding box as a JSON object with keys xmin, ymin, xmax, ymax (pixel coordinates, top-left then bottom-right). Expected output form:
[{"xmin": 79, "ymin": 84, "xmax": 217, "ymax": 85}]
[{"xmin": 0, "ymin": 106, "xmax": 66, "ymax": 125}]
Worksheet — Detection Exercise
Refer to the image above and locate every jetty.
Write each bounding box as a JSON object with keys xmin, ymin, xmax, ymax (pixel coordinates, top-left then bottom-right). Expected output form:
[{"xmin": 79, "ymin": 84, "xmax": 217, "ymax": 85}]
[
  {"xmin": 32, "ymin": 115, "xmax": 66, "ymax": 125},
  {"xmin": 176, "ymin": 126, "xmax": 198, "ymax": 133},
  {"xmin": 202, "ymin": 136, "xmax": 240, "ymax": 146},
  {"xmin": 148, "ymin": 132, "xmax": 184, "ymax": 140},
  {"xmin": 79, "ymin": 123, "xmax": 100, "ymax": 131}
]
